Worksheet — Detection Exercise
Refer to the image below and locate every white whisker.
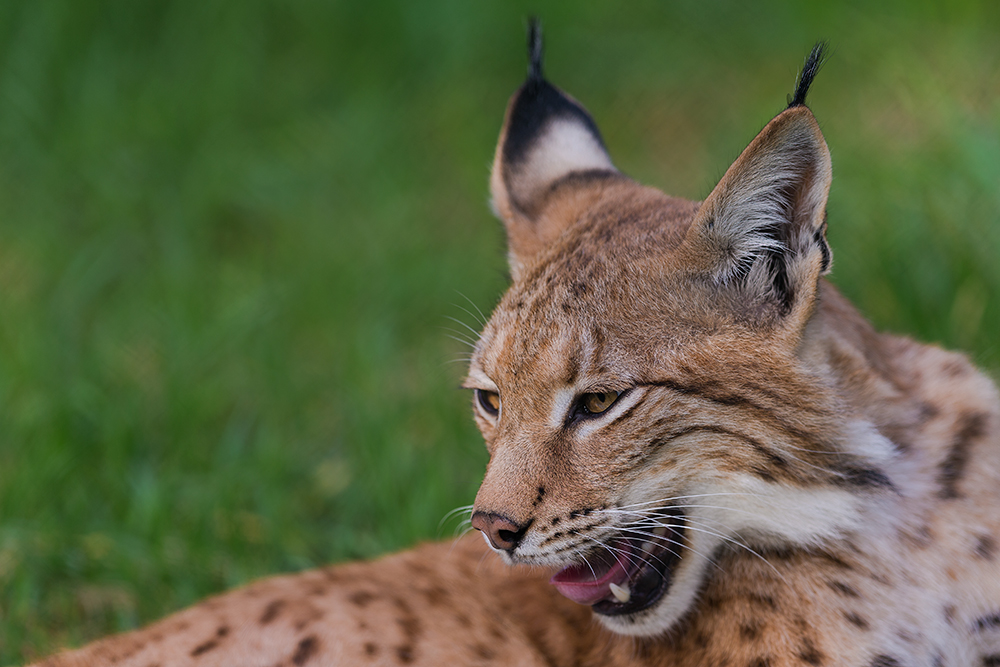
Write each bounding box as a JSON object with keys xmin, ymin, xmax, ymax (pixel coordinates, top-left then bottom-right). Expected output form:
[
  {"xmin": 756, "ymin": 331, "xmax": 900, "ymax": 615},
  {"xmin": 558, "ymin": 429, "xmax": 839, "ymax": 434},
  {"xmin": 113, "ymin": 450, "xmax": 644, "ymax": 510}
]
[
  {"xmin": 443, "ymin": 332, "xmax": 477, "ymax": 349},
  {"xmin": 438, "ymin": 504, "xmax": 474, "ymax": 535},
  {"xmin": 453, "ymin": 291, "xmax": 488, "ymax": 327},
  {"xmin": 444, "ymin": 315, "xmax": 483, "ymax": 340},
  {"xmin": 625, "ymin": 519, "xmax": 785, "ymax": 581},
  {"xmin": 607, "ymin": 492, "xmax": 765, "ymax": 511}
]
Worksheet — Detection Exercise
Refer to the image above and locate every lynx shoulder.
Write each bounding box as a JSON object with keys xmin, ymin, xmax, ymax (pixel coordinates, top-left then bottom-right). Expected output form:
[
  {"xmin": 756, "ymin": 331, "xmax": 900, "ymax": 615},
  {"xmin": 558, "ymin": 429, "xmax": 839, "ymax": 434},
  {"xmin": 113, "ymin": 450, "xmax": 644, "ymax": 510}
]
[{"xmin": 34, "ymin": 30, "xmax": 1000, "ymax": 667}]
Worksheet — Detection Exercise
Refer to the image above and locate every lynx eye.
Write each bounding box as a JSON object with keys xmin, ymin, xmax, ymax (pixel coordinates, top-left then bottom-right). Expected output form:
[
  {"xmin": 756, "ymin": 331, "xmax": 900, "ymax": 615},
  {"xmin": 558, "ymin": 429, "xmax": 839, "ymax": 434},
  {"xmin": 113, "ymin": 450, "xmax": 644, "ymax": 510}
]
[
  {"xmin": 476, "ymin": 389, "xmax": 501, "ymax": 416},
  {"xmin": 581, "ymin": 390, "xmax": 621, "ymax": 415}
]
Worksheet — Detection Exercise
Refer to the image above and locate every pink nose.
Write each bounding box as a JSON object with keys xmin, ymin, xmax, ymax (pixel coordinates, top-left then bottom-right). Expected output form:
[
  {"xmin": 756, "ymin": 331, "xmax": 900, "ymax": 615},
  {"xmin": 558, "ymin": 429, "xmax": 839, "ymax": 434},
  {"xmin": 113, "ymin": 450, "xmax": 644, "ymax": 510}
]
[{"xmin": 470, "ymin": 511, "xmax": 528, "ymax": 551}]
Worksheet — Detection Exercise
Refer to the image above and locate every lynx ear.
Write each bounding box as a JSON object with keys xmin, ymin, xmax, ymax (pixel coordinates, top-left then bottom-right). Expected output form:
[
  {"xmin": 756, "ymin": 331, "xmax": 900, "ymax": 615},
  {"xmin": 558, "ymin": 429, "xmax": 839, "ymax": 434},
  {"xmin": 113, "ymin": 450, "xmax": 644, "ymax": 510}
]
[
  {"xmin": 684, "ymin": 106, "xmax": 832, "ymax": 325},
  {"xmin": 491, "ymin": 21, "xmax": 619, "ymax": 279},
  {"xmin": 685, "ymin": 105, "xmax": 833, "ymax": 319},
  {"xmin": 684, "ymin": 44, "xmax": 832, "ymax": 323}
]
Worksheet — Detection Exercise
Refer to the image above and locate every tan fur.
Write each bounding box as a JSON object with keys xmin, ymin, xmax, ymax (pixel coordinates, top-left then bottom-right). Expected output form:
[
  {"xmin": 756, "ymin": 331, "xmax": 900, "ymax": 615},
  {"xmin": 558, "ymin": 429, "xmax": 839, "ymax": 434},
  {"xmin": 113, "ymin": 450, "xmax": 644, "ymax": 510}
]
[{"xmin": 33, "ymin": 53, "xmax": 1000, "ymax": 667}]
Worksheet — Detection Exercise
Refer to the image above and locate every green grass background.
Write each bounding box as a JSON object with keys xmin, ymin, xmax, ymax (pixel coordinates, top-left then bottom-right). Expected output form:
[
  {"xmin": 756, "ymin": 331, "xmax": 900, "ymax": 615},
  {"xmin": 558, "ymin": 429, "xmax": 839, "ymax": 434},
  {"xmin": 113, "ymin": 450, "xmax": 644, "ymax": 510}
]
[{"xmin": 1, "ymin": 0, "xmax": 997, "ymax": 662}]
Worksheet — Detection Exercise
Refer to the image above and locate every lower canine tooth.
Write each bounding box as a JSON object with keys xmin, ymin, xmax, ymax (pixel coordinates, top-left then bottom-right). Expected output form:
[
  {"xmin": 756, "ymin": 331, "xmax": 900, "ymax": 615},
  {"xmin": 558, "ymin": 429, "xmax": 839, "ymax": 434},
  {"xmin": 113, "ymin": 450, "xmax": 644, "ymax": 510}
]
[{"xmin": 609, "ymin": 582, "xmax": 631, "ymax": 603}]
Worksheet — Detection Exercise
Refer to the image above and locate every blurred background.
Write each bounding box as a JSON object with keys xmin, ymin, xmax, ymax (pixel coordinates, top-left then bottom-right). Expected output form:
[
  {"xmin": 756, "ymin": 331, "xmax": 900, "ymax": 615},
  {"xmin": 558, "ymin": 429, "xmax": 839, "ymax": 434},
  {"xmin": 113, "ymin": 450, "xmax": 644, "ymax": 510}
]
[{"xmin": 0, "ymin": 0, "xmax": 997, "ymax": 662}]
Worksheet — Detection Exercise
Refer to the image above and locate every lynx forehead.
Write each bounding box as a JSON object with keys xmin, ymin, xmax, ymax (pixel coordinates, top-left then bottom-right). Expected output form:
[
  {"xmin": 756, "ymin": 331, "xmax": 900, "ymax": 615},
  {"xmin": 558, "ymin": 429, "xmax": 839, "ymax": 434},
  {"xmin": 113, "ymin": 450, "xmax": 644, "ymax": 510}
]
[{"xmin": 33, "ymin": 26, "xmax": 1000, "ymax": 667}]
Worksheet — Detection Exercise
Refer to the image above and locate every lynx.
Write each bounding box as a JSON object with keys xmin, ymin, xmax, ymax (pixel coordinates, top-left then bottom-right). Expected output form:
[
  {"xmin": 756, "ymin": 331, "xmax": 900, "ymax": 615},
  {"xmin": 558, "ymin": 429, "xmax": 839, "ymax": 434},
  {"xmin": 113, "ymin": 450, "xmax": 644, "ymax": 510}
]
[{"xmin": 34, "ymin": 27, "xmax": 1000, "ymax": 667}]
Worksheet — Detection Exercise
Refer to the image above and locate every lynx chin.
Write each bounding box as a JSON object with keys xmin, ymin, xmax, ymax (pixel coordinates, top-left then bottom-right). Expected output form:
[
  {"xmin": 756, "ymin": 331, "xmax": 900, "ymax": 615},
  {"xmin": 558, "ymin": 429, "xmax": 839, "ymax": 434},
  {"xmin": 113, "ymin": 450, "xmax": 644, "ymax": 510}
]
[{"xmin": 33, "ymin": 25, "xmax": 1000, "ymax": 667}]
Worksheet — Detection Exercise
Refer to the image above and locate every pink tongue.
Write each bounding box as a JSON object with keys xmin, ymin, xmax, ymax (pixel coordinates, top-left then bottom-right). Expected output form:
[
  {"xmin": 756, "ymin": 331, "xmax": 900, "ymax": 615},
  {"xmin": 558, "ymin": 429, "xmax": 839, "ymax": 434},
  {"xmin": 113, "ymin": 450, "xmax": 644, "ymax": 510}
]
[{"xmin": 550, "ymin": 552, "xmax": 630, "ymax": 605}]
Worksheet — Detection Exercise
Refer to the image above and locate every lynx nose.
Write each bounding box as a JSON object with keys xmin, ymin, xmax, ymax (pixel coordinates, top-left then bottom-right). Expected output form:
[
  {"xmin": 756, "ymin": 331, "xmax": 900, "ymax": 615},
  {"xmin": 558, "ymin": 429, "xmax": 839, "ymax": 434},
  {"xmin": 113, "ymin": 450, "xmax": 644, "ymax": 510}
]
[{"xmin": 470, "ymin": 511, "xmax": 528, "ymax": 551}]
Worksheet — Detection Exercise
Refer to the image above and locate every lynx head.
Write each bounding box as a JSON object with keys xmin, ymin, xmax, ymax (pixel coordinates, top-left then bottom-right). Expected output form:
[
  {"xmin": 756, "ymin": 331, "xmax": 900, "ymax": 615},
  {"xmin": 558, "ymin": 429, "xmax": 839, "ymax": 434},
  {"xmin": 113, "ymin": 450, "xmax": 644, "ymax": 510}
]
[{"xmin": 467, "ymin": 28, "xmax": 894, "ymax": 637}]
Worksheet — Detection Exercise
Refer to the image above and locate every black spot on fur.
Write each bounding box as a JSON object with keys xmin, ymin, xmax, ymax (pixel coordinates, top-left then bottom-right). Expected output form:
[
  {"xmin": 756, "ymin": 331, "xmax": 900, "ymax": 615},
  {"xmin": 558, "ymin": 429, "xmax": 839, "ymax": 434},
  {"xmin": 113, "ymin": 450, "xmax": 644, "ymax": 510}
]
[
  {"xmin": 474, "ymin": 643, "xmax": 497, "ymax": 660},
  {"xmin": 396, "ymin": 645, "xmax": 413, "ymax": 665},
  {"xmin": 818, "ymin": 552, "xmax": 855, "ymax": 571},
  {"xmin": 788, "ymin": 42, "xmax": 827, "ymax": 108},
  {"xmin": 799, "ymin": 637, "xmax": 824, "ymax": 665},
  {"xmin": 364, "ymin": 643, "xmax": 378, "ymax": 656},
  {"xmin": 292, "ymin": 636, "xmax": 319, "ymax": 666},
  {"xmin": 976, "ymin": 535, "xmax": 997, "ymax": 560},
  {"xmin": 837, "ymin": 466, "xmax": 895, "ymax": 491},
  {"xmin": 844, "ymin": 611, "xmax": 870, "ymax": 630},
  {"xmin": 920, "ymin": 402, "xmax": 940, "ymax": 421},
  {"xmin": 748, "ymin": 593, "xmax": 779, "ymax": 610},
  {"xmin": 983, "ymin": 656, "xmax": 1000, "ymax": 667},
  {"xmin": 938, "ymin": 412, "xmax": 988, "ymax": 499},
  {"xmin": 740, "ymin": 621, "xmax": 763, "ymax": 640},
  {"xmin": 259, "ymin": 599, "xmax": 285, "ymax": 625},
  {"xmin": 390, "ymin": 595, "xmax": 423, "ymax": 663},
  {"xmin": 750, "ymin": 657, "xmax": 772, "ymax": 667},
  {"xmin": 350, "ymin": 591, "xmax": 376, "ymax": 607},
  {"xmin": 975, "ymin": 613, "xmax": 1000, "ymax": 631},
  {"xmin": 190, "ymin": 640, "xmax": 219, "ymax": 657},
  {"xmin": 827, "ymin": 581, "xmax": 860, "ymax": 598},
  {"xmin": 758, "ymin": 546, "xmax": 798, "ymax": 562},
  {"xmin": 761, "ymin": 448, "xmax": 789, "ymax": 468},
  {"xmin": 870, "ymin": 656, "xmax": 902, "ymax": 667},
  {"xmin": 398, "ymin": 614, "xmax": 421, "ymax": 642},
  {"xmin": 944, "ymin": 605, "xmax": 957, "ymax": 624},
  {"xmin": 701, "ymin": 594, "xmax": 724, "ymax": 610},
  {"xmin": 752, "ymin": 466, "xmax": 777, "ymax": 482}
]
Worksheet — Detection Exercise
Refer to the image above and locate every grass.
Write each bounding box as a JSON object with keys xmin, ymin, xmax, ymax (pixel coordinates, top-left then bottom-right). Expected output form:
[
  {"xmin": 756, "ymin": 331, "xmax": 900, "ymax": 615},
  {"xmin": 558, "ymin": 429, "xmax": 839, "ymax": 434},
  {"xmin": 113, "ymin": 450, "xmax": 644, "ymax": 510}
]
[{"xmin": 1, "ymin": 0, "xmax": 998, "ymax": 662}]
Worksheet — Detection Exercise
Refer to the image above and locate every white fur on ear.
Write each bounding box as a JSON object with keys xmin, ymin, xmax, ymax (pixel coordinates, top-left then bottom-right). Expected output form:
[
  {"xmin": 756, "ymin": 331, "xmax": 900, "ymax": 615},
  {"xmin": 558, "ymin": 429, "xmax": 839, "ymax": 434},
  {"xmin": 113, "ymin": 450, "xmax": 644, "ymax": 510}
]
[
  {"xmin": 489, "ymin": 72, "xmax": 620, "ymax": 280},
  {"xmin": 504, "ymin": 116, "xmax": 615, "ymax": 212}
]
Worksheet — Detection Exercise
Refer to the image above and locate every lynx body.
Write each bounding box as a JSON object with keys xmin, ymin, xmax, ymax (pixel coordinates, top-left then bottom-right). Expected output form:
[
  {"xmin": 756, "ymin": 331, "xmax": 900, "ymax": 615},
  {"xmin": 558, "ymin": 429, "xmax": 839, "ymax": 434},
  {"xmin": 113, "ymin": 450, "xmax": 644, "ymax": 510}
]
[{"xmin": 35, "ymin": 34, "xmax": 1000, "ymax": 667}]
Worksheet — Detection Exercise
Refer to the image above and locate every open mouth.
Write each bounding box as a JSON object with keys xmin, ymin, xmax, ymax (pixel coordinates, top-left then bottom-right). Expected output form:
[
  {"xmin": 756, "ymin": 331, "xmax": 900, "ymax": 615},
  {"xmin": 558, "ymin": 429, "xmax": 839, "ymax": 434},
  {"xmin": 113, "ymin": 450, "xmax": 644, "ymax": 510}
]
[{"xmin": 549, "ymin": 509, "xmax": 685, "ymax": 616}]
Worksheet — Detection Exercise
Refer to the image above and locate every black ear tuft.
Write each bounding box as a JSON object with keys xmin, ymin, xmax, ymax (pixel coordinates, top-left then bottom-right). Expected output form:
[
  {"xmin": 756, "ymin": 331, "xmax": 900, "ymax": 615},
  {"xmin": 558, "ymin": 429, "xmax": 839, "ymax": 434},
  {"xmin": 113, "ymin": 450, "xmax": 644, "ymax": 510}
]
[
  {"xmin": 490, "ymin": 22, "xmax": 618, "ymax": 277},
  {"xmin": 497, "ymin": 22, "xmax": 612, "ymax": 213},
  {"xmin": 527, "ymin": 17, "xmax": 544, "ymax": 83},
  {"xmin": 787, "ymin": 42, "xmax": 828, "ymax": 108}
]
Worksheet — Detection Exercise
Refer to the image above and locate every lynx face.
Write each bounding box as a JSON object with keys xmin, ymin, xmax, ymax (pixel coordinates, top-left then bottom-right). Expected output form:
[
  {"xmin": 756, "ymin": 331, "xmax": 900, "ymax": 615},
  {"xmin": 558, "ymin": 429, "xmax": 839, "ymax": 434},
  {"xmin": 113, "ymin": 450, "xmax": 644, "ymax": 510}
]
[{"xmin": 466, "ymin": 41, "xmax": 896, "ymax": 636}]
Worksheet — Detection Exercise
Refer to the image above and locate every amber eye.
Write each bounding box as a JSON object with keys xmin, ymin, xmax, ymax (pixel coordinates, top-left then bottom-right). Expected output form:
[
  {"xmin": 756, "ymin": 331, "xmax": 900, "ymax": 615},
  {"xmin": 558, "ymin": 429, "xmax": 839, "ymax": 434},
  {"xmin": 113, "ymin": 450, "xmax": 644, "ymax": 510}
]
[
  {"xmin": 476, "ymin": 389, "xmax": 501, "ymax": 416},
  {"xmin": 581, "ymin": 390, "xmax": 621, "ymax": 415}
]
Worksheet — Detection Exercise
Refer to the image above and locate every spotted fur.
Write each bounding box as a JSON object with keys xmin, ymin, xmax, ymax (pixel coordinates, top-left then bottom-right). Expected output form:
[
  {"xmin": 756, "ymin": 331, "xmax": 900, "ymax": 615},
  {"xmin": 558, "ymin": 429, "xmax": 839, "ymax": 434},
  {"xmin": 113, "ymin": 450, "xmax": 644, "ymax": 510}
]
[{"xmin": 32, "ymin": 33, "xmax": 1000, "ymax": 667}]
